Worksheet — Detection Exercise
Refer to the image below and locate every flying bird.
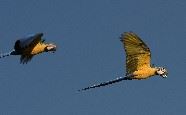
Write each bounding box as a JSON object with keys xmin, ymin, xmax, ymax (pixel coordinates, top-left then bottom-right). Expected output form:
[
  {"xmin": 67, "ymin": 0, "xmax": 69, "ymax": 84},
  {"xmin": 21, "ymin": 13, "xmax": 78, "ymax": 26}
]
[
  {"xmin": 0, "ymin": 33, "xmax": 57, "ymax": 64},
  {"xmin": 79, "ymin": 32, "xmax": 168, "ymax": 91}
]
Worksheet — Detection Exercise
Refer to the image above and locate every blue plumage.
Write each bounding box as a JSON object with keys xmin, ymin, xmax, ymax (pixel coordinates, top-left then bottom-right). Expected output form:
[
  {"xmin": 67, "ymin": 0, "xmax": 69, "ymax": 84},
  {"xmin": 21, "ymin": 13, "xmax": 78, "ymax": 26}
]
[
  {"xmin": 14, "ymin": 33, "xmax": 43, "ymax": 52},
  {"xmin": 0, "ymin": 33, "xmax": 56, "ymax": 63}
]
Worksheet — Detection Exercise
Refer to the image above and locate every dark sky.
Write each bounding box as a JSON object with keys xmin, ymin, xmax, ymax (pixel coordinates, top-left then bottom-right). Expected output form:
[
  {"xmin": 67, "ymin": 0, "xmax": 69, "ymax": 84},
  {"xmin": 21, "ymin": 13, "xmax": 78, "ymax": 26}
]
[{"xmin": 0, "ymin": 0, "xmax": 186, "ymax": 115}]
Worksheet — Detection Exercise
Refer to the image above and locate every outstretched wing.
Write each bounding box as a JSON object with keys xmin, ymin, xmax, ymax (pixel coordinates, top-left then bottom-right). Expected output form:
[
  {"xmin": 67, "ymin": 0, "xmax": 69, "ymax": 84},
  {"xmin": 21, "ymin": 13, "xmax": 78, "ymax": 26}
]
[
  {"xmin": 120, "ymin": 32, "xmax": 151, "ymax": 75},
  {"xmin": 14, "ymin": 33, "xmax": 44, "ymax": 52}
]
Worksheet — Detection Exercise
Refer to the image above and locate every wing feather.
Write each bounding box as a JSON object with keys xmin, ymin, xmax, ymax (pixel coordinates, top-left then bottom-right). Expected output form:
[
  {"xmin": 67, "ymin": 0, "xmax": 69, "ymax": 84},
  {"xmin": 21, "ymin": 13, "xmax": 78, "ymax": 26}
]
[
  {"xmin": 13, "ymin": 33, "xmax": 43, "ymax": 64},
  {"xmin": 120, "ymin": 32, "xmax": 151, "ymax": 75},
  {"xmin": 20, "ymin": 55, "xmax": 34, "ymax": 64},
  {"xmin": 14, "ymin": 33, "xmax": 43, "ymax": 52}
]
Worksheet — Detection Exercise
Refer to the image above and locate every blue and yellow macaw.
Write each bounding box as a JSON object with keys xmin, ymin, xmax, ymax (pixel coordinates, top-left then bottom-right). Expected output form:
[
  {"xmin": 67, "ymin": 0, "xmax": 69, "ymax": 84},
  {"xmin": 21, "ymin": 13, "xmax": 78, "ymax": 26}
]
[
  {"xmin": 79, "ymin": 32, "xmax": 168, "ymax": 91},
  {"xmin": 0, "ymin": 33, "xmax": 56, "ymax": 64}
]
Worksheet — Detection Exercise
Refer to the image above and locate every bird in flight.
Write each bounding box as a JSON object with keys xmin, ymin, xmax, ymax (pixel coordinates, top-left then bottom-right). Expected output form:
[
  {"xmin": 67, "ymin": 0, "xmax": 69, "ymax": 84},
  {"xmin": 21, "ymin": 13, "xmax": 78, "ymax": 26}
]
[
  {"xmin": 0, "ymin": 33, "xmax": 57, "ymax": 64},
  {"xmin": 79, "ymin": 32, "xmax": 168, "ymax": 91}
]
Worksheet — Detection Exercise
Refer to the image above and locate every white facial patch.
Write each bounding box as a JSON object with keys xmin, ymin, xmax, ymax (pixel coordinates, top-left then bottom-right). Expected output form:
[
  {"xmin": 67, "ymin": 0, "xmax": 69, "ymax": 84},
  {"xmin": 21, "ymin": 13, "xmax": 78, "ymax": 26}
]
[
  {"xmin": 47, "ymin": 46, "xmax": 54, "ymax": 50},
  {"xmin": 46, "ymin": 44, "xmax": 56, "ymax": 51},
  {"xmin": 156, "ymin": 67, "xmax": 168, "ymax": 78},
  {"xmin": 157, "ymin": 70, "xmax": 165, "ymax": 75}
]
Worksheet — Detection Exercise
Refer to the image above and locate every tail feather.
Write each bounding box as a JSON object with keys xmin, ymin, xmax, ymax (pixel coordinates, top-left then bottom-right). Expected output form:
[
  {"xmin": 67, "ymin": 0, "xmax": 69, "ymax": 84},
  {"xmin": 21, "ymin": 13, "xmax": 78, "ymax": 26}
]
[
  {"xmin": 0, "ymin": 50, "xmax": 15, "ymax": 58},
  {"xmin": 78, "ymin": 76, "xmax": 130, "ymax": 91},
  {"xmin": 0, "ymin": 52, "xmax": 12, "ymax": 58}
]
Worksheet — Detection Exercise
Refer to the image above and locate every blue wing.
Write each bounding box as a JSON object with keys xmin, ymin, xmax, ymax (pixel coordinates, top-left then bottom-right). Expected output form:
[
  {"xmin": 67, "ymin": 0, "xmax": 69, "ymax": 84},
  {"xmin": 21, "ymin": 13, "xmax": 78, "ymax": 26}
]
[
  {"xmin": 14, "ymin": 33, "xmax": 43, "ymax": 51},
  {"xmin": 0, "ymin": 33, "xmax": 44, "ymax": 63}
]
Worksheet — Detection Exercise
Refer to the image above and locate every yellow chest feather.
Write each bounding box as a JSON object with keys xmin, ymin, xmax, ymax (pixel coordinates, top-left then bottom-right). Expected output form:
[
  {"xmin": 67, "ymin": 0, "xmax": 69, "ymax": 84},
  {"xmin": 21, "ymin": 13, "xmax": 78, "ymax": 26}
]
[
  {"xmin": 23, "ymin": 43, "xmax": 47, "ymax": 55},
  {"xmin": 132, "ymin": 68, "xmax": 156, "ymax": 79}
]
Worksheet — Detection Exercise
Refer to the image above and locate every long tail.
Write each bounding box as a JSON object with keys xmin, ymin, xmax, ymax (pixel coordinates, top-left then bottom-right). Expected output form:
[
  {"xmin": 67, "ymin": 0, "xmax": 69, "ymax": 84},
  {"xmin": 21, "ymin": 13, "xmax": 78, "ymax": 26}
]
[
  {"xmin": 78, "ymin": 76, "xmax": 130, "ymax": 91},
  {"xmin": 0, "ymin": 50, "xmax": 15, "ymax": 58}
]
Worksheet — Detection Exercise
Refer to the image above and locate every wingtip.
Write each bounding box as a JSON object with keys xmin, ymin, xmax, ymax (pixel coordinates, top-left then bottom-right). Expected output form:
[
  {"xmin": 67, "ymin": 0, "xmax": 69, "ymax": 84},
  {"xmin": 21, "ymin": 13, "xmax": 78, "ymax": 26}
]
[
  {"xmin": 120, "ymin": 32, "xmax": 127, "ymax": 42},
  {"xmin": 120, "ymin": 31, "xmax": 137, "ymax": 40},
  {"xmin": 36, "ymin": 33, "xmax": 44, "ymax": 37},
  {"xmin": 120, "ymin": 31, "xmax": 137, "ymax": 42}
]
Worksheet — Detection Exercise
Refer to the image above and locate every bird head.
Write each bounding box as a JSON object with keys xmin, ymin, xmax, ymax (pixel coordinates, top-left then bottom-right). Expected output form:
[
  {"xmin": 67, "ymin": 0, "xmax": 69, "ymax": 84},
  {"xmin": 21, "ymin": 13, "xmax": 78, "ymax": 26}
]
[
  {"xmin": 45, "ymin": 43, "xmax": 57, "ymax": 53},
  {"xmin": 155, "ymin": 67, "xmax": 168, "ymax": 78}
]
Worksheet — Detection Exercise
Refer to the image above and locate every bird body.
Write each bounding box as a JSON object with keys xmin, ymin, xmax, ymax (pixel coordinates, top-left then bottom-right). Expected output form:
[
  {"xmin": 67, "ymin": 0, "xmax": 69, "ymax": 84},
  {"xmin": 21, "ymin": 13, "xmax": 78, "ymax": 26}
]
[
  {"xmin": 24, "ymin": 42, "xmax": 47, "ymax": 55},
  {"xmin": 130, "ymin": 67, "xmax": 157, "ymax": 79},
  {"xmin": 79, "ymin": 32, "xmax": 168, "ymax": 91},
  {"xmin": 0, "ymin": 33, "xmax": 56, "ymax": 64}
]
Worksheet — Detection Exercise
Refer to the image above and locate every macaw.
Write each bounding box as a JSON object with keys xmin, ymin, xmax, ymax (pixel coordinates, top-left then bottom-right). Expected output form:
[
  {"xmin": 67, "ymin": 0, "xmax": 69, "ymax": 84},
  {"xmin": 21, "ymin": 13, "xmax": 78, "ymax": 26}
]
[
  {"xmin": 79, "ymin": 32, "xmax": 168, "ymax": 91},
  {"xmin": 0, "ymin": 33, "xmax": 56, "ymax": 64}
]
